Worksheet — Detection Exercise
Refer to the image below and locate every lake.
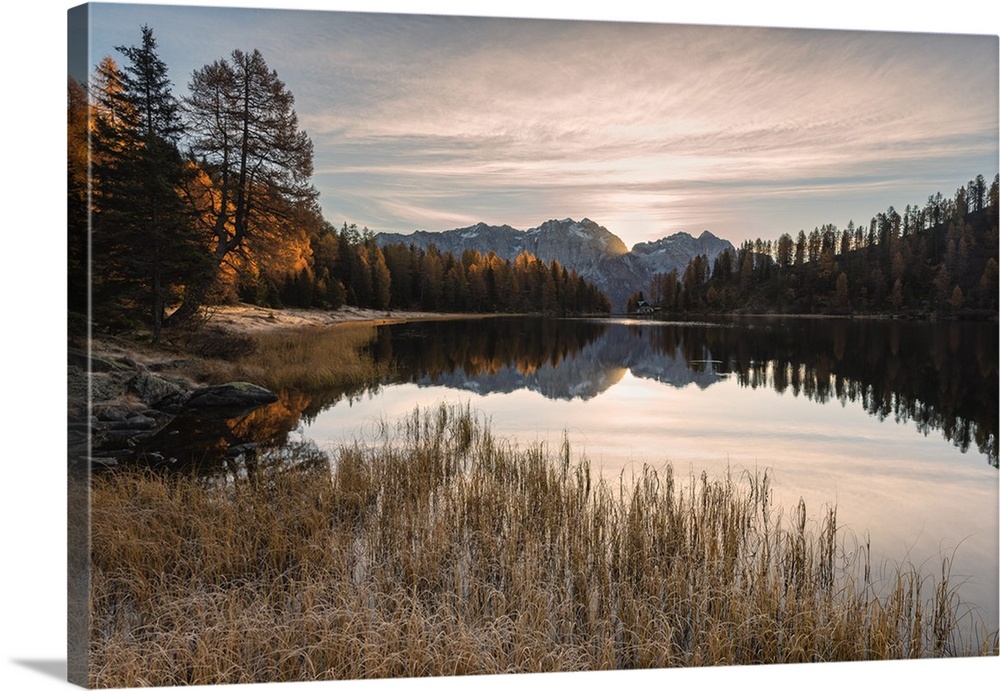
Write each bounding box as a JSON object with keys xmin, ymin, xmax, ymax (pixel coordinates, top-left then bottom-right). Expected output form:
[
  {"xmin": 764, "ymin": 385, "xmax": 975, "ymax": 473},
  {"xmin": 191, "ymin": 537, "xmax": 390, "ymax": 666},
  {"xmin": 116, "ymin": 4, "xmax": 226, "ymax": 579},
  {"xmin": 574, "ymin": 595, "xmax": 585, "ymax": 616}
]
[{"xmin": 293, "ymin": 315, "xmax": 998, "ymax": 643}]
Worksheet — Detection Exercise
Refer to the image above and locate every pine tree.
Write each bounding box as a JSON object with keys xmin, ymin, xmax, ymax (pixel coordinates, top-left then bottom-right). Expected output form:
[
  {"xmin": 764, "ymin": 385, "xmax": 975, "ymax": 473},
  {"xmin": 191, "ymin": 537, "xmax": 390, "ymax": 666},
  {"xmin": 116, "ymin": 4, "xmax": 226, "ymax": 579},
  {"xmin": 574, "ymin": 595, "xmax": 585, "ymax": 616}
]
[
  {"xmin": 90, "ymin": 27, "xmax": 211, "ymax": 341},
  {"xmin": 67, "ymin": 77, "xmax": 90, "ymax": 319},
  {"xmin": 835, "ymin": 272, "xmax": 851, "ymax": 311}
]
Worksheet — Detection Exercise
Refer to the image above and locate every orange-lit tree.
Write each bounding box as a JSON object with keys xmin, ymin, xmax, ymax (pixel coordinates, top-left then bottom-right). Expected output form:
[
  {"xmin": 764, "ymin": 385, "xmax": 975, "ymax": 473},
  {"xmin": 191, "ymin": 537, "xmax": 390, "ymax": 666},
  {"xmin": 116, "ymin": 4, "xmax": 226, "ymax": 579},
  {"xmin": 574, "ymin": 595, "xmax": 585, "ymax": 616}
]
[{"xmin": 173, "ymin": 48, "xmax": 318, "ymax": 323}]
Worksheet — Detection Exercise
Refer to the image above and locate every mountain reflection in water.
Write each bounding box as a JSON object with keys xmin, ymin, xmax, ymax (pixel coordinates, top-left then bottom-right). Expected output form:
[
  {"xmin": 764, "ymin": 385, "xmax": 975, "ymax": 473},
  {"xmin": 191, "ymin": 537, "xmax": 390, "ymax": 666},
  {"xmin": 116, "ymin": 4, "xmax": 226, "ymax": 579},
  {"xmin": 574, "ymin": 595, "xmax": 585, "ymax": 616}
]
[{"xmin": 373, "ymin": 317, "xmax": 997, "ymax": 466}]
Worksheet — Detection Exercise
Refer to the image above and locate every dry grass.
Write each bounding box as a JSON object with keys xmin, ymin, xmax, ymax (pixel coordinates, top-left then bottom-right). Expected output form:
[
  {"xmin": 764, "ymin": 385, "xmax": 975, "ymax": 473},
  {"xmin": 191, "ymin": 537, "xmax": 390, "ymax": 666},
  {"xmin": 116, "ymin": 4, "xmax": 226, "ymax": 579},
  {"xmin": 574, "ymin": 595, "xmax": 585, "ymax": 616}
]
[
  {"xmin": 180, "ymin": 322, "xmax": 387, "ymax": 393},
  {"xmin": 89, "ymin": 404, "xmax": 998, "ymax": 687}
]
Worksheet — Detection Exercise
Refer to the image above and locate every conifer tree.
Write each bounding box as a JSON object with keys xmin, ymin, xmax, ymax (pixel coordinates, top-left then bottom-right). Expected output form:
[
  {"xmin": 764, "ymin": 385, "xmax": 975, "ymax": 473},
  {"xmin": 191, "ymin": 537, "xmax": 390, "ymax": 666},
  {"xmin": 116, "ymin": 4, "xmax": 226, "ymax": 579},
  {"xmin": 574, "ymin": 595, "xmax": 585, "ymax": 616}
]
[
  {"xmin": 67, "ymin": 77, "xmax": 90, "ymax": 319},
  {"xmin": 90, "ymin": 26, "xmax": 210, "ymax": 341},
  {"xmin": 176, "ymin": 47, "xmax": 317, "ymax": 322}
]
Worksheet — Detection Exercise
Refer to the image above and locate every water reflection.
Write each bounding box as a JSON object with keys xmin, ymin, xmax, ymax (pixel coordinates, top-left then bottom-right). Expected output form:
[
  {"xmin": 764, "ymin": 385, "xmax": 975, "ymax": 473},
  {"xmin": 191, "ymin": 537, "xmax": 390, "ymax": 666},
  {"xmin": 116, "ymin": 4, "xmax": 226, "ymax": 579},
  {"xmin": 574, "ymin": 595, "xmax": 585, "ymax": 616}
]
[
  {"xmin": 377, "ymin": 317, "xmax": 997, "ymax": 466},
  {"xmin": 123, "ymin": 316, "xmax": 996, "ymax": 473}
]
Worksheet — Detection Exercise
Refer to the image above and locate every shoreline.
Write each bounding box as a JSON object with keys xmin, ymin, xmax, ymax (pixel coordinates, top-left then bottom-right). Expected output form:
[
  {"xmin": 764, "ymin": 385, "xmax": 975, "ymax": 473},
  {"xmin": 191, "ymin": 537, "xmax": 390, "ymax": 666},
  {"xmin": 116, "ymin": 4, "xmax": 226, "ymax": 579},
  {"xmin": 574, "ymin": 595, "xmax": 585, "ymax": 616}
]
[
  {"xmin": 74, "ymin": 305, "xmax": 514, "ymax": 419},
  {"xmin": 161, "ymin": 302, "xmax": 999, "ymax": 338},
  {"xmin": 198, "ymin": 303, "xmax": 492, "ymax": 334}
]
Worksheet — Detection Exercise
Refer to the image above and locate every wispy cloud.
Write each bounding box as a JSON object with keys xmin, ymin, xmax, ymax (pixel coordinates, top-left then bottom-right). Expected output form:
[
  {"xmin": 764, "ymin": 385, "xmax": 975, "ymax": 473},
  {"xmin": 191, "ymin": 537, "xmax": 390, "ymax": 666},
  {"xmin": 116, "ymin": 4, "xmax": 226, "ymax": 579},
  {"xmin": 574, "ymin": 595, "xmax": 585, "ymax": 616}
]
[{"xmin": 88, "ymin": 5, "xmax": 998, "ymax": 246}]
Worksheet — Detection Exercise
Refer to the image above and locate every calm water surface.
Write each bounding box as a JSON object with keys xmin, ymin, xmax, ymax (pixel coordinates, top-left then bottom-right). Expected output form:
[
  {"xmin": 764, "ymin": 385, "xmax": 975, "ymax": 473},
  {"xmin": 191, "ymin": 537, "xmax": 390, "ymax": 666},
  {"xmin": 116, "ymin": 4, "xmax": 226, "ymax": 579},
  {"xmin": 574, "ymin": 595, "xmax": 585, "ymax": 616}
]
[{"xmin": 298, "ymin": 316, "xmax": 998, "ymax": 640}]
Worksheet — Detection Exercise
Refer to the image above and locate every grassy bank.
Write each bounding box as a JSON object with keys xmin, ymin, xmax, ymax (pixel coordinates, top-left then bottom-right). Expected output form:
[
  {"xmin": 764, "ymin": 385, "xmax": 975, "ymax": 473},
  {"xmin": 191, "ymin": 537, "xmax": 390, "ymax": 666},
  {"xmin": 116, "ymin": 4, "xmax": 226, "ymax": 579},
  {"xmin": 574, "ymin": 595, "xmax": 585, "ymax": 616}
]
[
  {"xmin": 229, "ymin": 323, "xmax": 388, "ymax": 393},
  {"xmin": 177, "ymin": 321, "xmax": 388, "ymax": 393},
  {"xmin": 89, "ymin": 404, "xmax": 997, "ymax": 686}
]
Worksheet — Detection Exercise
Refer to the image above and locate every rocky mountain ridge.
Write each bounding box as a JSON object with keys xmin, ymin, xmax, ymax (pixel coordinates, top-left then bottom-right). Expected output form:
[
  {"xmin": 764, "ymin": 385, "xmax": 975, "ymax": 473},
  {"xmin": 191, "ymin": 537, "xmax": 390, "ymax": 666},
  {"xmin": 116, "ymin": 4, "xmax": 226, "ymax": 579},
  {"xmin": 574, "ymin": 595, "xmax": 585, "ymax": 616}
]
[{"xmin": 375, "ymin": 218, "xmax": 734, "ymax": 311}]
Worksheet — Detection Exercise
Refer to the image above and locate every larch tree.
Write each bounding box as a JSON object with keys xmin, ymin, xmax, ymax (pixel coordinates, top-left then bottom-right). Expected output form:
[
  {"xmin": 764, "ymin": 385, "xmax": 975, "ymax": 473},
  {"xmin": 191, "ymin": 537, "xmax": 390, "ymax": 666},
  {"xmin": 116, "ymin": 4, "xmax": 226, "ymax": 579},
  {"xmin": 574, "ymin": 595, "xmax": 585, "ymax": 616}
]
[
  {"xmin": 367, "ymin": 242, "xmax": 392, "ymax": 311},
  {"xmin": 175, "ymin": 47, "xmax": 317, "ymax": 322}
]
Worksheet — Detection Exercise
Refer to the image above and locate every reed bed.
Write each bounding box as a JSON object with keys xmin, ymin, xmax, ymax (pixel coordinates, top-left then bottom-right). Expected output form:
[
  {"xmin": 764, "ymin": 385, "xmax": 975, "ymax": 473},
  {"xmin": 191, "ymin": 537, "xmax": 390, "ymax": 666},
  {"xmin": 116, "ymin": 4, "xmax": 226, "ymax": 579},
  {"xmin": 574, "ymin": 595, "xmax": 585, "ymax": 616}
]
[
  {"xmin": 181, "ymin": 322, "xmax": 386, "ymax": 392},
  {"xmin": 89, "ymin": 404, "xmax": 997, "ymax": 687}
]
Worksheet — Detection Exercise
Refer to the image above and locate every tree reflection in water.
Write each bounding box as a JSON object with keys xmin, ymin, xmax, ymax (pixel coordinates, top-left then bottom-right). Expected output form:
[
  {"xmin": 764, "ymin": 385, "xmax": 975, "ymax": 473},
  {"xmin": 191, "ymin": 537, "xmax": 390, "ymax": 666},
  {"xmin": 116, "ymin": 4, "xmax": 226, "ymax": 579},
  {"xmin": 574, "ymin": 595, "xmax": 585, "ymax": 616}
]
[
  {"xmin": 380, "ymin": 317, "xmax": 997, "ymax": 467},
  {"xmin": 132, "ymin": 316, "xmax": 997, "ymax": 473}
]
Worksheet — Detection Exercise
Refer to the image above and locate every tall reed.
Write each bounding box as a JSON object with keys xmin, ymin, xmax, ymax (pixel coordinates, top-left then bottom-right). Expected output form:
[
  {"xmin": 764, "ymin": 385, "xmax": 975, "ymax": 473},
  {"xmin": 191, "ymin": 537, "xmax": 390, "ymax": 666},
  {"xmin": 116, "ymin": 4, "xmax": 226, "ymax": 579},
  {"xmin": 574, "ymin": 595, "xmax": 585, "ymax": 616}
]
[
  {"xmin": 89, "ymin": 404, "xmax": 998, "ymax": 687},
  {"xmin": 244, "ymin": 324, "xmax": 388, "ymax": 392},
  {"xmin": 180, "ymin": 322, "xmax": 386, "ymax": 393}
]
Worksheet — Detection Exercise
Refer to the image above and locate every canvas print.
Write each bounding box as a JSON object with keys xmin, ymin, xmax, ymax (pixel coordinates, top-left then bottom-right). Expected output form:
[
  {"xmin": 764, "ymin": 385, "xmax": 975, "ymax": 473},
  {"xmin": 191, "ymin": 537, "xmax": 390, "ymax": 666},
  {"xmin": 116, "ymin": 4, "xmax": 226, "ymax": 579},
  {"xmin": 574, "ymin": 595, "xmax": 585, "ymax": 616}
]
[{"xmin": 67, "ymin": 2, "xmax": 999, "ymax": 688}]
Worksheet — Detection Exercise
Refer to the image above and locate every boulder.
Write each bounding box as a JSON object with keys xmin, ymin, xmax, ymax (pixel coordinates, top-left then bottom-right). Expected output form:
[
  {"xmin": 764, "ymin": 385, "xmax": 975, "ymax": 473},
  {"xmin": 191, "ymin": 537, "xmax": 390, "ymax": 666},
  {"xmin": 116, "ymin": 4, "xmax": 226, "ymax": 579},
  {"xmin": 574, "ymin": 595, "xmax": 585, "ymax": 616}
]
[
  {"xmin": 68, "ymin": 347, "xmax": 124, "ymax": 373},
  {"xmin": 108, "ymin": 414, "xmax": 157, "ymax": 431},
  {"xmin": 182, "ymin": 382, "xmax": 278, "ymax": 418},
  {"xmin": 96, "ymin": 409, "xmax": 132, "ymax": 423},
  {"xmin": 128, "ymin": 371, "xmax": 188, "ymax": 407},
  {"xmin": 88, "ymin": 371, "xmax": 132, "ymax": 406},
  {"xmin": 153, "ymin": 391, "xmax": 191, "ymax": 414}
]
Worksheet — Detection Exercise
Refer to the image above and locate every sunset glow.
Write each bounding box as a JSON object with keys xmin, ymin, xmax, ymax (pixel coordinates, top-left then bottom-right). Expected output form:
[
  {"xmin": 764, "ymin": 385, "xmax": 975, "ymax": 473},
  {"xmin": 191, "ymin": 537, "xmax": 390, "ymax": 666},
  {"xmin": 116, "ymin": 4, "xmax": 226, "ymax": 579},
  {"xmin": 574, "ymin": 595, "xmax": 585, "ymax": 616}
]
[{"xmin": 80, "ymin": 2, "xmax": 999, "ymax": 248}]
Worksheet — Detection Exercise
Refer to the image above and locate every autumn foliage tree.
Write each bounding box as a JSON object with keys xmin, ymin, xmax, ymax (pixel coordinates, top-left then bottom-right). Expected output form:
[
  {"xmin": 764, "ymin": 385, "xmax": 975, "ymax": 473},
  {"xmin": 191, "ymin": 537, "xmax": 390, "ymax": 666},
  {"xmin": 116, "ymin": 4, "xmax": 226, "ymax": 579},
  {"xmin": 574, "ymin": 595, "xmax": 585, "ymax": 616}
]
[
  {"xmin": 174, "ymin": 47, "xmax": 318, "ymax": 323},
  {"xmin": 67, "ymin": 76, "xmax": 90, "ymax": 319},
  {"xmin": 271, "ymin": 227, "xmax": 610, "ymax": 315}
]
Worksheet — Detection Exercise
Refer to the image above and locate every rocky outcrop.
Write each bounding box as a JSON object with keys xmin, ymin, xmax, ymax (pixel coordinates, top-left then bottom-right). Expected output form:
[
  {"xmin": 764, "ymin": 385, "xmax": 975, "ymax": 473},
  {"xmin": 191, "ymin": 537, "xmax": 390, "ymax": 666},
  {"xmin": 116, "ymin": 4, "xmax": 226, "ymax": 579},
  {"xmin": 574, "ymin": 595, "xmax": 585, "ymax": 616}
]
[
  {"xmin": 68, "ymin": 348, "xmax": 279, "ymax": 470},
  {"xmin": 182, "ymin": 382, "xmax": 279, "ymax": 418},
  {"xmin": 130, "ymin": 371, "xmax": 188, "ymax": 408},
  {"xmin": 631, "ymin": 230, "xmax": 733, "ymax": 277}
]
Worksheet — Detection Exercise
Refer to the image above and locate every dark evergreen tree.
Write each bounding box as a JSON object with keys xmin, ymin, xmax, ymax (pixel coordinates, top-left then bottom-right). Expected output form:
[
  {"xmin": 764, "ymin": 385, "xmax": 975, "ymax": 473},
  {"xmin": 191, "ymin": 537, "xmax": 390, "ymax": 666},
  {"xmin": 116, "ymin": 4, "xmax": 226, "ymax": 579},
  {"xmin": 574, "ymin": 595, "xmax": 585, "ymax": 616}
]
[
  {"xmin": 67, "ymin": 77, "xmax": 90, "ymax": 320},
  {"xmin": 654, "ymin": 175, "xmax": 997, "ymax": 318},
  {"xmin": 90, "ymin": 27, "xmax": 211, "ymax": 341}
]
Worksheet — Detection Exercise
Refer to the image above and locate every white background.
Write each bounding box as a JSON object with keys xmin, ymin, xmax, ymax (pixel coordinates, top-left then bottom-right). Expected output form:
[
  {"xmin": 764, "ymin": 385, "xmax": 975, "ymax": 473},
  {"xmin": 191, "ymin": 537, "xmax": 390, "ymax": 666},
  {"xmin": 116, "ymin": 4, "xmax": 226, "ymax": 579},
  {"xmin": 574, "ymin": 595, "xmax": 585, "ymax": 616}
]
[{"xmin": 3, "ymin": 1, "xmax": 998, "ymax": 690}]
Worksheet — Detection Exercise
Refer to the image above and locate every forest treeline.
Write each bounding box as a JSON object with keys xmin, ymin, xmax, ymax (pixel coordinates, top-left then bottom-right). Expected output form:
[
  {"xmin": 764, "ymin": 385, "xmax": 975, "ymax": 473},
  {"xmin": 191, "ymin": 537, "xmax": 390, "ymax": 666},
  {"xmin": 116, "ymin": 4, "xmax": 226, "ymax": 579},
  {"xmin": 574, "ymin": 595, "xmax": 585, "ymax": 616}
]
[
  {"xmin": 633, "ymin": 176, "xmax": 1000, "ymax": 318},
  {"xmin": 270, "ymin": 223, "xmax": 611, "ymax": 316},
  {"xmin": 67, "ymin": 26, "xmax": 610, "ymax": 342}
]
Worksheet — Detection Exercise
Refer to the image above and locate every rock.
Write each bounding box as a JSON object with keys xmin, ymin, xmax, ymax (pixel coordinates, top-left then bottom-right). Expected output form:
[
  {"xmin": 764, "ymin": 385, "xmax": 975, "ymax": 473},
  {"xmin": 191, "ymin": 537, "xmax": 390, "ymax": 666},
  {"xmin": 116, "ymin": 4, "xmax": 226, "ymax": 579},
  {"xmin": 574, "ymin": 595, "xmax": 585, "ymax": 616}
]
[
  {"xmin": 129, "ymin": 371, "xmax": 188, "ymax": 407},
  {"xmin": 183, "ymin": 382, "xmax": 278, "ymax": 416},
  {"xmin": 96, "ymin": 429, "xmax": 155, "ymax": 449},
  {"xmin": 152, "ymin": 391, "xmax": 190, "ymax": 414},
  {"xmin": 91, "ymin": 402, "xmax": 149, "ymax": 425},
  {"xmin": 88, "ymin": 371, "xmax": 132, "ymax": 406},
  {"xmin": 226, "ymin": 442, "xmax": 258, "ymax": 458},
  {"xmin": 97, "ymin": 410, "xmax": 132, "ymax": 422},
  {"xmin": 109, "ymin": 414, "xmax": 157, "ymax": 431},
  {"xmin": 92, "ymin": 449, "xmax": 133, "ymax": 461},
  {"xmin": 67, "ymin": 428, "xmax": 91, "ymax": 449},
  {"xmin": 75, "ymin": 339, "xmax": 279, "ymax": 469},
  {"xmin": 68, "ymin": 347, "xmax": 124, "ymax": 373}
]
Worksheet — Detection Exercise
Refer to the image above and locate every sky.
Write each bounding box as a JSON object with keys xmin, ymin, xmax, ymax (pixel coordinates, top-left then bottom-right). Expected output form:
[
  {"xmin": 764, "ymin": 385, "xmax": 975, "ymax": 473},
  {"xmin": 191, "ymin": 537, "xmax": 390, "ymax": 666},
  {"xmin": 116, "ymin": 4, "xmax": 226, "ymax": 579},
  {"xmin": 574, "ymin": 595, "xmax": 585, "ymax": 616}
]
[{"xmin": 73, "ymin": 1, "xmax": 1000, "ymax": 249}]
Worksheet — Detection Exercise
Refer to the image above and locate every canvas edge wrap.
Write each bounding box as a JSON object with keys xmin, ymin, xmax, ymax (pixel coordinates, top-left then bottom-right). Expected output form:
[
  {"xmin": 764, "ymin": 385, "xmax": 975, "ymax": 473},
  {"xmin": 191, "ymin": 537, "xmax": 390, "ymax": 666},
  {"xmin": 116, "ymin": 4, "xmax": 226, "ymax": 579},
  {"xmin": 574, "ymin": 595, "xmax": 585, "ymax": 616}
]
[{"xmin": 68, "ymin": 3, "xmax": 92, "ymax": 687}]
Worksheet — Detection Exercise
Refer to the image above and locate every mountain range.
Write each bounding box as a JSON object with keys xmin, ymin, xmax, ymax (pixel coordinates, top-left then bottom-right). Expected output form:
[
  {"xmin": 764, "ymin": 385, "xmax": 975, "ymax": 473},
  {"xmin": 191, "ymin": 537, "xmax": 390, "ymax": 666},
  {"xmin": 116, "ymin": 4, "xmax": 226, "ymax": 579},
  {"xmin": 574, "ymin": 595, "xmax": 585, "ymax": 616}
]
[{"xmin": 375, "ymin": 218, "xmax": 734, "ymax": 311}]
